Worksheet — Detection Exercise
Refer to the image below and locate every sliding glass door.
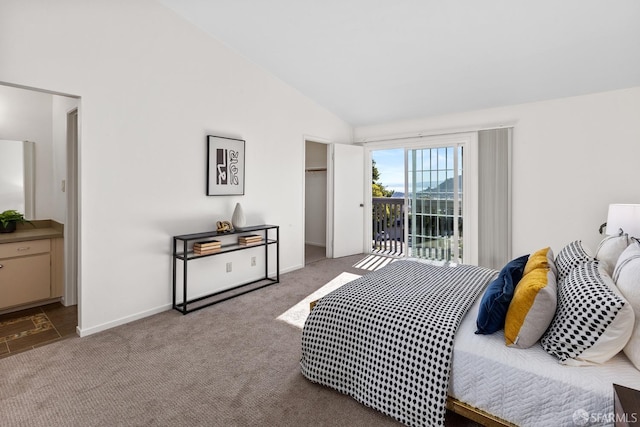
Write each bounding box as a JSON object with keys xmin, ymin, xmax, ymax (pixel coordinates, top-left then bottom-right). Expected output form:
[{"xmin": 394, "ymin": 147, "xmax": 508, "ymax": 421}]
[
  {"xmin": 371, "ymin": 142, "xmax": 464, "ymax": 263},
  {"xmin": 407, "ymin": 145, "xmax": 463, "ymax": 263},
  {"xmin": 370, "ymin": 129, "xmax": 511, "ymax": 267}
]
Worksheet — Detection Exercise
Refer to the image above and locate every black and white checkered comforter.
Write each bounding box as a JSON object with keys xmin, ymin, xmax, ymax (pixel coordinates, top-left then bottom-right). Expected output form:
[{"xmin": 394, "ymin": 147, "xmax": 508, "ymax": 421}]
[{"xmin": 300, "ymin": 260, "xmax": 497, "ymax": 427}]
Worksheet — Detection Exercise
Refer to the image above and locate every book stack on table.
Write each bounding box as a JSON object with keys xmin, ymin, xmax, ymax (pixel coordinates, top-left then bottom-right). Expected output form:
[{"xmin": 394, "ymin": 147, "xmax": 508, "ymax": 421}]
[
  {"xmin": 193, "ymin": 240, "xmax": 221, "ymax": 255},
  {"xmin": 238, "ymin": 234, "xmax": 263, "ymax": 246}
]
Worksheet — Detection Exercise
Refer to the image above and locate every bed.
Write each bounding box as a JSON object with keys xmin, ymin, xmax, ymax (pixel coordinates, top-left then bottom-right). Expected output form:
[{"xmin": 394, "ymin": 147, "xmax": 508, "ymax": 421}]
[
  {"xmin": 300, "ymin": 238, "xmax": 640, "ymax": 427},
  {"xmin": 452, "ymin": 290, "xmax": 640, "ymax": 426}
]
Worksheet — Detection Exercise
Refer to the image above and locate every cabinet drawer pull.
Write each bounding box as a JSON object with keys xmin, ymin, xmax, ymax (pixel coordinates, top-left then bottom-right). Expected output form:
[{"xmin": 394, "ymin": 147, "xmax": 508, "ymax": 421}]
[
  {"xmin": 17, "ymin": 247, "xmax": 31, "ymax": 251},
  {"xmin": 0, "ymin": 264, "xmax": 3, "ymax": 268}
]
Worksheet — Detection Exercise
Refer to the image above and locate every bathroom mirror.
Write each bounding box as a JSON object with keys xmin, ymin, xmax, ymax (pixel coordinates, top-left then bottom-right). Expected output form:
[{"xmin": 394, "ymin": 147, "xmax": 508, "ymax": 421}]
[{"xmin": 0, "ymin": 140, "xmax": 35, "ymax": 219}]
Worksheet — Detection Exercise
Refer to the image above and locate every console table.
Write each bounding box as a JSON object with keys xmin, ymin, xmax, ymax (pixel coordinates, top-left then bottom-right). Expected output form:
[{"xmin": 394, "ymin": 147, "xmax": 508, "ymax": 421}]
[{"xmin": 172, "ymin": 224, "xmax": 279, "ymax": 314}]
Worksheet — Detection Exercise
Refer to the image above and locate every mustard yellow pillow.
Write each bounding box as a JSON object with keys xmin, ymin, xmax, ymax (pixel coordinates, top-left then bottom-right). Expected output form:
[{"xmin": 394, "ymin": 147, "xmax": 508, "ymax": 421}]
[
  {"xmin": 505, "ymin": 267, "xmax": 557, "ymax": 348},
  {"xmin": 523, "ymin": 247, "xmax": 557, "ymax": 277}
]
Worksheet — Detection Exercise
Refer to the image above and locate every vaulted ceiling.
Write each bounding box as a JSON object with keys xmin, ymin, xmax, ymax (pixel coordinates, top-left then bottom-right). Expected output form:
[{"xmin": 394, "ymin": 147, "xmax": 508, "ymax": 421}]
[{"xmin": 159, "ymin": 0, "xmax": 640, "ymax": 126}]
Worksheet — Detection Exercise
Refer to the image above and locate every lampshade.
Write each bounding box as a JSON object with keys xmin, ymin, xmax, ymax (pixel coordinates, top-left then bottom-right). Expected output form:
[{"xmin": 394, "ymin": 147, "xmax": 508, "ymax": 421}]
[{"xmin": 606, "ymin": 204, "xmax": 640, "ymax": 237}]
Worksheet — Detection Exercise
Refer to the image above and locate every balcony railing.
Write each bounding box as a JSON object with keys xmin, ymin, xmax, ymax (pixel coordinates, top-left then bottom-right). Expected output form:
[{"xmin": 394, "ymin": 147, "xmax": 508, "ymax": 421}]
[
  {"xmin": 372, "ymin": 197, "xmax": 405, "ymax": 256},
  {"xmin": 372, "ymin": 197, "xmax": 462, "ymax": 262}
]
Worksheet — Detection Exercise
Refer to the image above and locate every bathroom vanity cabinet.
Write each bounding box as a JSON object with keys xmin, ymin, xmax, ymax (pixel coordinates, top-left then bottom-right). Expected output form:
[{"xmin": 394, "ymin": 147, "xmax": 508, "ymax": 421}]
[{"xmin": 0, "ymin": 220, "xmax": 64, "ymax": 311}]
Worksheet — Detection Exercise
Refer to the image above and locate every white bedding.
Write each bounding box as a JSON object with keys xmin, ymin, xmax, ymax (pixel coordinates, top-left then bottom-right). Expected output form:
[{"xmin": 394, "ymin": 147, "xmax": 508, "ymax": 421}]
[{"xmin": 451, "ymin": 296, "xmax": 640, "ymax": 427}]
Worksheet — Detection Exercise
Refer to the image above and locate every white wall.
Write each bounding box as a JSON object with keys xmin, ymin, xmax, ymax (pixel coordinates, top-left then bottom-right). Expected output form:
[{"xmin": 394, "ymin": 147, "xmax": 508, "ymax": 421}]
[
  {"xmin": 0, "ymin": 85, "xmax": 55, "ymax": 220},
  {"xmin": 355, "ymin": 87, "xmax": 640, "ymax": 258},
  {"xmin": 0, "ymin": 0, "xmax": 352, "ymax": 335}
]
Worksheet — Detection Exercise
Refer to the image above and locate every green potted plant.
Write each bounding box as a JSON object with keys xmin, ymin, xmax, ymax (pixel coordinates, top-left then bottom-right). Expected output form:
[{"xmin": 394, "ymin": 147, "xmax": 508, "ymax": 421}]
[{"xmin": 0, "ymin": 210, "xmax": 32, "ymax": 233}]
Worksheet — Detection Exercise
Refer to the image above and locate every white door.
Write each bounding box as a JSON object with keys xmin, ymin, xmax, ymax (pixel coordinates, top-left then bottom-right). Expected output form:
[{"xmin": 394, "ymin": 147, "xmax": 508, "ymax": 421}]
[{"xmin": 331, "ymin": 143, "xmax": 364, "ymax": 258}]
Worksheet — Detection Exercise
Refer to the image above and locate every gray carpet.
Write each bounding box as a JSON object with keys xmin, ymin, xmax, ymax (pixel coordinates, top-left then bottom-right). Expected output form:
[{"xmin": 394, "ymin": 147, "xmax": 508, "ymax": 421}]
[
  {"xmin": 305, "ymin": 244, "xmax": 326, "ymax": 265},
  {"xmin": 0, "ymin": 254, "xmax": 478, "ymax": 426}
]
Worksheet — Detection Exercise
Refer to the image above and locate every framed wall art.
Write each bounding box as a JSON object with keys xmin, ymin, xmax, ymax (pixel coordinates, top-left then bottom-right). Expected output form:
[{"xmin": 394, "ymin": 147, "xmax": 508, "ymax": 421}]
[{"xmin": 206, "ymin": 135, "xmax": 245, "ymax": 196}]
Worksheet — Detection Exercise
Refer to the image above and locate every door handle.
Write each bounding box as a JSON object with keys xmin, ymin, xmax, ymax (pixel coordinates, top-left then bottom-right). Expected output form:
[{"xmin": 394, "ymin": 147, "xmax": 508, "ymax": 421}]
[{"xmin": 359, "ymin": 204, "xmax": 364, "ymax": 207}]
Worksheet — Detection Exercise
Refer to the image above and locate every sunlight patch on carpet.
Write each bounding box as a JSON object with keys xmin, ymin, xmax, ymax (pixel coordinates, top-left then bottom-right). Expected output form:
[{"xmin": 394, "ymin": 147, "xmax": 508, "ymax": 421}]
[
  {"xmin": 277, "ymin": 272, "xmax": 361, "ymax": 329},
  {"xmin": 353, "ymin": 254, "xmax": 398, "ymax": 271}
]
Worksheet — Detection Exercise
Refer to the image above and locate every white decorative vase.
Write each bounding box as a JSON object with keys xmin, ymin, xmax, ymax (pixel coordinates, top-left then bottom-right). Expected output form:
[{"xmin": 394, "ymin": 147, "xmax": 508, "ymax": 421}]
[{"xmin": 231, "ymin": 202, "xmax": 246, "ymax": 230}]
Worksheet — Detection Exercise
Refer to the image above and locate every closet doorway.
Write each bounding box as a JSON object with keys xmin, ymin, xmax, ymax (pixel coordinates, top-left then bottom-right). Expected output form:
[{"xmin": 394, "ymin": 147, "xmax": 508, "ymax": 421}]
[{"xmin": 304, "ymin": 140, "xmax": 328, "ymax": 264}]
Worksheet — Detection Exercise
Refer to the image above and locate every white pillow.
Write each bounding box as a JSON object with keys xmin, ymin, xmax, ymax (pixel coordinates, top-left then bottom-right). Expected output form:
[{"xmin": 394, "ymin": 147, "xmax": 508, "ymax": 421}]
[
  {"xmin": 596, "ymin": 233, "xmax": 630, "ymax": 276},
  {"xmin": 613, "ymin": 241, "xmax": 640, "ymax": 371},
  {"xmin": 541, "ymin": 261, "xmax": 634, "ymax": 366}
]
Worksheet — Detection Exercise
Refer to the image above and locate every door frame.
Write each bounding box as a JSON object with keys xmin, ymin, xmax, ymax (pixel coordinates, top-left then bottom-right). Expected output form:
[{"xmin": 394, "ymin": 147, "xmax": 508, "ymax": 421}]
[
  {"xmin": 0, "ymin": 82, "xmax": 81, "ymax": 331},
  {"xmin": 302, "ymin": 135, "xmax": 332, "ymax": 263},
  {"xmin": 302, "ymin": 137, "xmax": 367, "ymax": 262},
  {"xmin": 65, "ymin": 108, "xmax": 79, "ymax": 308}
]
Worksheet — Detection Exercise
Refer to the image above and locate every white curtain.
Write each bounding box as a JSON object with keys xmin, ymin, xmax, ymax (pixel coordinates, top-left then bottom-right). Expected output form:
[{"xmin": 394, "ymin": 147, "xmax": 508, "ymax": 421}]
[{"xmin": 478, "ymin": 128, "xmax": 512, "ymax": 269}]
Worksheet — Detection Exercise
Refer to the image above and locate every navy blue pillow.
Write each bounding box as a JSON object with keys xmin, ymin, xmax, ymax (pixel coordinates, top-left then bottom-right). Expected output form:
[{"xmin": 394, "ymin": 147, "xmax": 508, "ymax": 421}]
[{"xmin": 475, "ymin": 254, "xmax": 529, "ymax": 335}]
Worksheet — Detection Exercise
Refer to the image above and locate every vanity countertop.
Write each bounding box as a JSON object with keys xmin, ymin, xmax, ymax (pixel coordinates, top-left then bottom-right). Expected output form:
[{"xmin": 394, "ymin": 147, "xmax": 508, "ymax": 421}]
[{"xmin": 0, "ymin": 220, "xmax": 64, "ymax": 244}]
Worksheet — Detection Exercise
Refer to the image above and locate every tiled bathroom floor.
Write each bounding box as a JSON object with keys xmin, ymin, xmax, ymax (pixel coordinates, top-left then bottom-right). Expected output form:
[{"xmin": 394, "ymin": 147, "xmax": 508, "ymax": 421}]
[{"xmin": 0, "ymin": 303, "xmax": 77, "ymax": 358}]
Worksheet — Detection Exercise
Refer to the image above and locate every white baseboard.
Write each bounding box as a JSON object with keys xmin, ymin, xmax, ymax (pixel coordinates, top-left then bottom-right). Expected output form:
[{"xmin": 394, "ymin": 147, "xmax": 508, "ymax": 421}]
[
  {"xmin": 282, "ymin": 264, "xmax": 302, "ymax": 274},
  {"xmin": 76, "ymin": 303, "xmax": 171, "ymax": 337}
]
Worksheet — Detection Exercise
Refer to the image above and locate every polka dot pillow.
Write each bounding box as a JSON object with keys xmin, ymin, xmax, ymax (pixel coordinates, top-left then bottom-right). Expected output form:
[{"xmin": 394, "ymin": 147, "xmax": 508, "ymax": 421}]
[
  {"xmin": 540, "ymin": 261, "xmax": 634, "ymax": 366},
  {"xmin": 554, "ymin": 240, "xmax": 594, "ymax": 282}
]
